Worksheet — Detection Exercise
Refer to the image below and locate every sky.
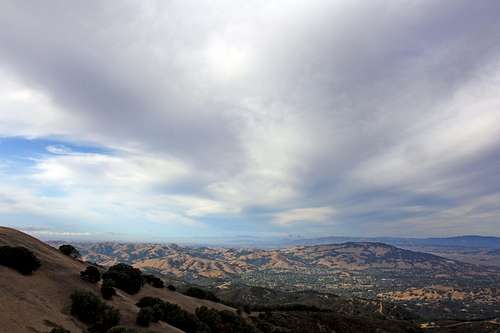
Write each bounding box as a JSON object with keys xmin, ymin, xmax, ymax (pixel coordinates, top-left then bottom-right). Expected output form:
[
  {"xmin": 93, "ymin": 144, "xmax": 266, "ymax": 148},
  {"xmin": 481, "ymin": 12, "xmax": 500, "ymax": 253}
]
[{"xmin": 1, "ymin": 1, "xmax": 500, "ymax": 241}]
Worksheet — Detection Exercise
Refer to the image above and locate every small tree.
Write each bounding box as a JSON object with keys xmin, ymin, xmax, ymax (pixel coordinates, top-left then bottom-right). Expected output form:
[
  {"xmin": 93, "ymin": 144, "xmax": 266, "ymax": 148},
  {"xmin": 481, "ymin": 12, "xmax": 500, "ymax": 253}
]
[
  {"xmin": 93, "ymin": 307, "xmax": 120, "ymax": 333},
  {"xmin": 144, "ymin": 274, "xmax": 164, "ymax": 288},
  {"xmin": 49, "ymin": 328, "xmax": 70, "ymax": 333},
  {"xmin": 101, "ymin": 279, "xmax": 117, "ymax": 300},
  {"xmin": 184, "ymin": 287, "xmax": 219, "ymax": 302},
  {"xmin": 195, "ymin": 306, "xmax": 222, "ymax": 332},
  {"xmin": 81, "ymin": 266, "xmax": 101, "ymax": 283},
  {"xmin": 70, "ymin": 290, "xmax": 120, "ymax": 333},
  {"xmin": 136, "ymin": 297, "xmax": 211, "ymax": 333},
  {"xmin": 136, "ymin": 307, "xmax": 154, "ymax": 327},
  {"xmin": 105, "ymin": 328, "xmax": 138, "ymax": 333},
  {"xmin": 59, "ymin": 244, "xmax": 81, "ymax": 259},
  {"xmin": 102, "ymin": 264, "xmax": 144, "ymax": 295},
  {"xmin": 0, "ymin": 246, "xmax": 41, "ymax": 275}
]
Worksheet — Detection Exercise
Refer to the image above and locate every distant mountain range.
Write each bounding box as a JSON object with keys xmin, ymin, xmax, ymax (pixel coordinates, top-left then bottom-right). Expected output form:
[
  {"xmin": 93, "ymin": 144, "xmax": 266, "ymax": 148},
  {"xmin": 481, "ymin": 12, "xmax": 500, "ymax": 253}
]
[
  {"xmin": 138, "ymin": 235, "xmax": 500, "ymax": 249},
  {"xmin": 488, "ymin": 248, "xmax": 500, "ymax": 255},
  {"xmin": 63, "ymin": 241, "xmax": 483, "ymax": 281},
  {"xmin": 3, "ymin": 226, "xmax": 500, "ymax": 332},
  {"xmin": 10, "ymin": 225, "xmax": 490, "ymax": 333},
  {"xmin": 276, "ymin": 235, "xmax": 500, "ymax": 249},
  {"xmin": 49, "ymin": 239, "xmax": 500, "ymax": 321}
]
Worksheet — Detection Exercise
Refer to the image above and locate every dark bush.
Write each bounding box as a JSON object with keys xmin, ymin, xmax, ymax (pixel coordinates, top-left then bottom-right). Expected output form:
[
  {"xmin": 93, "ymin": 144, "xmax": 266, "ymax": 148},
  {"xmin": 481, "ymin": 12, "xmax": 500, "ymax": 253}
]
[
  {"xmin": 81, "ymin": 266, "xmax": 101, "ymax": 283},
  {"xmin": 94, "ymin": 308, "xmax": 121, "ymax": 333},
  {"xmin": 136, "ymin": 297, "xmax": 164, "ymax": 308},
  {"xmin": 136, "ymin": 297, "xmax": 258, "ymax": 332},
  {"xmin": 0, "ymin": 245, "xmax": 41, "ymax": 275},
  {"xmin": 59, "ymin": 244, "xmax": 80, "ymax": 258},
  {"xmin": 106, "ymin": 328, "xmax": 137, "ymax": 333},
  {"xmin": 135, "ymin": 297, "xmax": 165, "ymax": 323},
  {"xmin": 195, "ymin": 306, "xmax": 222, "ymax": 332},
  {"xmin": 101, "ymin": 279, "xmax": 117, "ymax": 300},
  {"xmin": 184, "ymin": 287, "xmax": 219, "ymax": 302},
  {"xmin": 196, "ymin": 306, "xmax": 259, "ymax": 333},
  {"xmin": 251, "ymin": 304, "xmax": 324, "ymax": 313},
  {"xmin": 167, "ymin": 284, "xmax": 176, "ymax": 291},
  {"xmin": 150, "ymin": 304, "xmax": 165, "ymax": 323},
  {"xmin": 70, "ymin": 291, "xmax": 103, "ymax": 323},
  {"xmin": 136, "ymin": 307, "xmax": 154, "ymax": 327},
  {"xmin": 219, "ymin": 310, "xmax": 240, "ymax": 325},
  {"xmin": 102, "ymin": 263, "xmax": 144, "ymax": 295},
  {"xmin": 136, "ymin": 297, "xmax": 210, "ymax": 333},
  {"xmin": 70, "ymin": 290, "xmax": 120, "ymax": 333},
  {"xmin": 144, "ymin": 274, "xmax": 164, "ymax": 288},
  {"xmin": 49, "ymin": 328, "xmax": 70, "ymax": 333}
]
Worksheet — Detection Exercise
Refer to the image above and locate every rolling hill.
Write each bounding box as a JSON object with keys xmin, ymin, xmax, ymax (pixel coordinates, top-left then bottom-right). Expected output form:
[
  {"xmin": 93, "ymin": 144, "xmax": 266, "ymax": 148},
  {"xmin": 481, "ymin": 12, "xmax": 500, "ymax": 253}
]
[
  {"xmin": 0, "ymin": 226, "xmax": 431, "ymax": 333},
  {"xmin": 0, "ymin": 227, "xmax": 232, "ymax": 333},
  {"xmin": 66, "ymin": 241, "xmax": 488, "ymax": 281},
  {"xmin": 272, "ymin": 235, "xmax": 500, "ymax": 249},
  {"xmin": 3, "ymin": 226, "xmax": 500, "ymax": 332},
  {"xmin": 54, "ymin": 240, "xmax": 500, "ymax": 321}
]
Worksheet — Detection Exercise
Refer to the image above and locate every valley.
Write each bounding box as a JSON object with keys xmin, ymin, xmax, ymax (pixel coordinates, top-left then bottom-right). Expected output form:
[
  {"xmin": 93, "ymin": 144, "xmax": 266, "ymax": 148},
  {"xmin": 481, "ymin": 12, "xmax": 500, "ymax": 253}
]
[{"xmin": 53, "ymin": 240, "xmax": 500, "ymax": 321}]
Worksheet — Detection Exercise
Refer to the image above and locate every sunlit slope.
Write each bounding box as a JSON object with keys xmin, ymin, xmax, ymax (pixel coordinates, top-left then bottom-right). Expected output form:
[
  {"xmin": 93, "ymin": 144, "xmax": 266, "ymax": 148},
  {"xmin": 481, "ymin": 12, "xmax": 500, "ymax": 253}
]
[{"xmin": 0, "ymin": 227, "xmax": 232, "ymax": 333}]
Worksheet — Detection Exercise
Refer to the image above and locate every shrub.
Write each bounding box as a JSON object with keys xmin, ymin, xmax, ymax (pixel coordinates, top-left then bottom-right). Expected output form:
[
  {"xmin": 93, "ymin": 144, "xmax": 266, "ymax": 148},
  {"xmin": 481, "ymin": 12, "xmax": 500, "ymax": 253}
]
[
  {"xmin": 136, "ymin": 297, "xmax": 164, "ymax": 308},
  {"xmin": 70, "ymin": 291, "xmax": 103, "ymax": 323},
  {"xmin": 70, "ymin": 290, "xmax": 120, "ymax": 333},
  {"xmin": 136, "ymin": 297, "xmax": 210, "ymax": 333},
  {"xmin": 0, "ymin": 246, "xmax": 41, "ymax": 275},
  {"xmin": 144, "ymin": 274, "xmax": 164, "ymax": 288},
  {"xmin": 94, "ymin": 308, "xmax": 121, "ymax": 333},
  {"xmin": 167, "ymin": 284, "xmax": 176, "ymax": 291},
  {"xmin": 49, "ymin": 328, "xmax": 70, "ymax": 333},
  {"xmin": 195, "ymin": 306, "xmax": 222, "ymax": 331},
  {"xmin": 101, "ymin": 279, "xmax": 117, "ymax": 300},
  {"xmin": 81, "ymin": 266, "xmax": 101, "ymax": 283},
  {"xmin": 150, "ymin": 304, "xmax": 165, "ymax": 323},
  {"xmin": 196, "ymin": 306, "xmax": 258, "ymax": 333},
  {"xmin": 106, "ymin": 328, "xmax": 137, "ymax": 333},
  {"xmin": 59, "ymin": 244, "xmax": 80, "ymax": 258},
  {"xmin": 136, "ymin": 307, "xmax": 154, "ymax": 327},
  {"xmin": 184, "ymin": 287, "xmax": 219, "ymax": 302},
  {"xmin": 102, "ymin": 263, "xmax": 144, "ymax": 295}
]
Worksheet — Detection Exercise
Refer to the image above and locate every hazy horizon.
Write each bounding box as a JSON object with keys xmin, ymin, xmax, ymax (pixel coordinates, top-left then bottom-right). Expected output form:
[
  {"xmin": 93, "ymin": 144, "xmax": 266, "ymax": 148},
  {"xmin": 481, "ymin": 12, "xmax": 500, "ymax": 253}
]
[{"xmin": 1, "ymin": 1, "xmax": 500, "ymax": 241}]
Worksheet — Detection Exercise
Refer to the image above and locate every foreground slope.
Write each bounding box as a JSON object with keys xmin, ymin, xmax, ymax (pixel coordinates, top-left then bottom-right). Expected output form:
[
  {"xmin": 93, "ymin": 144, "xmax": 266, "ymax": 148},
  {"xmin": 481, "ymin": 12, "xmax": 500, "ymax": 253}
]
[{"xmin": 0, "ymin": 227, "xmax": 232, "ymax": 333}]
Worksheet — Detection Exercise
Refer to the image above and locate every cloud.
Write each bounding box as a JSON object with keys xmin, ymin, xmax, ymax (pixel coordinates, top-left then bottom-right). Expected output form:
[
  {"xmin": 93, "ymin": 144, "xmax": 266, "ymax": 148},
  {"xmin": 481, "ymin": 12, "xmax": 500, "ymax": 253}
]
[
  {"xmin": 32, "ymin": 151, "xmax": 190, "ymax": 189},
  {"xmin": 46, "ymin": 145, "xmax": 74, "ymax": 155},
  {"xmin": 0, "ymin": 1, "xmax": 500, "ymax": 238},
  {"xmin": 273, "ymin": 207, "xmax": 336, "ymax": 226},
  {"xmin": 22, "ymin": 228, "xmax": 92, "ymax": 237}
]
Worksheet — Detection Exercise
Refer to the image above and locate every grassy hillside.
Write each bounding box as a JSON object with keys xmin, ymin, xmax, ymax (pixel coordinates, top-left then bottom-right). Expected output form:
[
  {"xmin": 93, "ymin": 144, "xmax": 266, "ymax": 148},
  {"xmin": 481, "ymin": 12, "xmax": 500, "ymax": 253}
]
[{"xmin": 0, "ymin": 227, "xmax": 231, "ymax": 333}]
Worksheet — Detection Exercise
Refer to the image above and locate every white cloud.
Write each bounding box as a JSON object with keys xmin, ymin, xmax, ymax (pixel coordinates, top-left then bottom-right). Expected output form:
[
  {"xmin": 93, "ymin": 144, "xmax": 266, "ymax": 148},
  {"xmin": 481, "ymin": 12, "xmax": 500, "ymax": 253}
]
[
  {"xmin": 0, "ymin": 67, "xmax": 73, "ymax": 139},
  {"xmin": 32, "ymin": 152, "xmax": 190, "ymax": 189},
  {"xmin": 0, "ymin": 1, "xmax": 500, "ymax": 237},
  {"xmin": 351, "ymin": 61, "xmax": 500, "ymax": 192},
  {"xmin": 23, "ymin": 229, "xmax": 92, "ymax": 237},
  {"xmin": 46, "ymin": 145, "xmax": 74, "ymax": 155},
  {"xmin": 273, "ymin": 206, "xmax": 336, "ymax": 226}
]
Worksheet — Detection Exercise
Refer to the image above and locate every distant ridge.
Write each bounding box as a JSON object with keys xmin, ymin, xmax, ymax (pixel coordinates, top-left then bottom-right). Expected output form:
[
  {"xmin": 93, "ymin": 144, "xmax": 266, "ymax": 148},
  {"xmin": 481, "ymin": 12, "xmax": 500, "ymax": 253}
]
[
  {"xmin": 276, "ymin": 235, "xmax": 500, "ymax": 249},
  {"xmin": 487, "ymin": 248, "xmax": 500, "ymax": 255}
]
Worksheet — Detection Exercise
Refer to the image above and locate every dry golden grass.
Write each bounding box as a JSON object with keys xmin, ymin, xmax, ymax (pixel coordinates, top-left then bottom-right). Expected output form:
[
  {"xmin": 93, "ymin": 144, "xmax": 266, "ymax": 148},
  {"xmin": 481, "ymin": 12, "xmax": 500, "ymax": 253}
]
[{"xmin": 0, "ymin": 227, "xmax": 232, "ymax": 333}]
